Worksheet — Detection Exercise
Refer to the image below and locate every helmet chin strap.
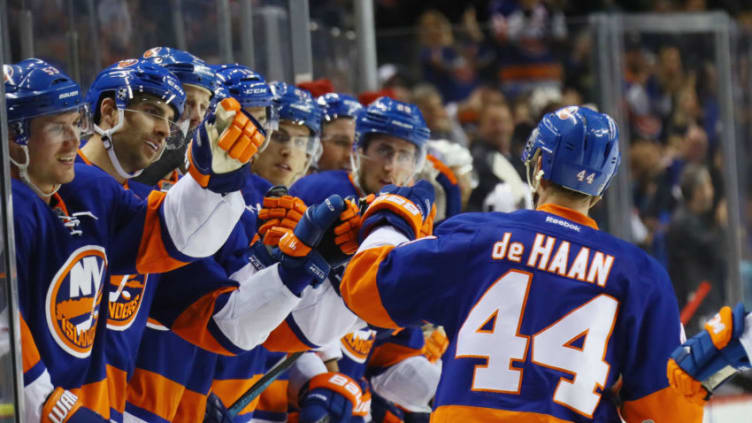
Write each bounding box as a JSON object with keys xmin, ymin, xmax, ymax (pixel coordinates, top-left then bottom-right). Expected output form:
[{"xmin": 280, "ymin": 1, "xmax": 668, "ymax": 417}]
[
  {"xmin": 10, "ymin": 145, "xmax": 60, "ymax": 198},
  {"xmin": 93, "ymin": 109, "xmax": 144, "ymax": 179}
]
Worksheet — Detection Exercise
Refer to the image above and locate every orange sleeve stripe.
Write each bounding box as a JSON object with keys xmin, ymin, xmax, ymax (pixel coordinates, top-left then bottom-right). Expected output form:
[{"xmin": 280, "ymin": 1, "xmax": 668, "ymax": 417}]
[
  {"xmin": 70, "ymin": 379, "xmax": 111, "ymax": 418},
  {"xmin": 211, "ymin": 374, "xmax": 263, "ymax": 415},
  {"xmin": 621, "ymin": 386, "xmax": 704, "ymax": 423},
  {"xmin": 369, "ymin": 342, "xmax": 424, "ymax": 369},
  {"xmin": 20, "ymin": 315, "xmax": 40, "ymax": 373},
  {"xmin": 105, "ymin": 365, "xmax": 128, "ymax": 414},
  {"xmin": 126, "ymin": 368, "xmax": 186, "ymax": 421},
  {"xmin": 426, "ymin": 154, "xmax": 458, "ymax": 185},
  {"xmin": 135, "ymin": 190, "xmax": 188, "ymax": 274},
  {"xmin": 171, "ymin": 286, "xmax": 237, "ymax": 355},
  {"xmin": 187, "ymin": 145, "xmax": 211, "ymax": 188},
  {"xmin": 341, "ymin": 246, "xmax": 400, "ymax": 329},
  {"xmin": 172, "ymin": 388, "xmax": 210, "ymax": 423},
  {"xmin": 256, "ymin": 379, "xmax": 289, "ymax": 413},
  {"xmin": 431, "ymin": 405, "xmax": 572, "ymax": 423},
  {"xmin": 263, "ymin": 321, "xmax": 313, "ymax": 352}
]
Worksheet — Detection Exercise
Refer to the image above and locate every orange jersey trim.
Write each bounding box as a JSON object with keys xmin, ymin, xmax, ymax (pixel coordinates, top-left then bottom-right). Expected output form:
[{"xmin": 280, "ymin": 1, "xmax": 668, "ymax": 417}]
[
  {"xmin": 70, "ymin": 379, "xmax": 111, "ymax": 418},
  {"xmin": 172, "ymin": 388, "xmax": 210, "ymax": 423},
  {"xmin": 537, "ymin": 203, "xmax": 598, "ymax": 230},
  {"xmin": 426, "ymin": 154, "xmax": 458, "ymax": 185},
  {"xmin": 135, "ymin": 190, "xmax": 189, "ymax": 274},
  {"xmin": 621, "ymin": 386, "xmax": 703, "ymax": 423},
  {"xmin": 171, "ymin": 286, "xmax": 237, "ymax": 355},
  {"xmin": 263, "ymin": 321, "xmax": 313, "ymax": 352},
  {"xmin": 431, "ymin": 405, "xmax": 572, "ymax": 423},
  {"xmin": 341, "ymin": 245, "xmax": 400, "ymax": 329},
  {"xmin": 211, "ymin": 374, "xmax": 263, "ymax": 415},
  {"xmin": 20, "ymin": 315, "xmax": 40, "ymax": 373},
  {"xmin": 127, "ymin": 368, "xmax": 185, "ymax": 421},
  {"xmin": 369, "ymin": 342, "xmax": 423, "ymax": 369},
  {"xmin": 256, "ymin": 379, "xmax": 289, "ymax": 413},
  {"xmin": 105, "ymin": 364, "xmax": 128, "ymax": 414}
]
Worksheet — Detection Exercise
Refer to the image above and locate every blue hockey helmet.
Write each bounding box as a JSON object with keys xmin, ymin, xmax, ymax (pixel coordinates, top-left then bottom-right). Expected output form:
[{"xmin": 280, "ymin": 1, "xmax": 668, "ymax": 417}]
[
  {"xmin": 270, "ymin": 81, "xmax": 322, "ymax": 136},
  {"xmin": 521, "ymin": 106, "xmax": 620, "ymax": 197},
  {"xmin": 354, "ymin": 96, "xmax": 430, "ymax": 151},
  {"xmin": 86, "ymin": 58, "xmax": 186, "ymax": 179},
  {"xmin": 317, "ymin": 93, "xmax": 362, "ymax": 123},
  {"xmin": 142, "ymin": 47, "xmax": 215, "ymax": 94},
  {"xmin": 5, "ymin": 58, "xmax": 89, "ymax": 145}
]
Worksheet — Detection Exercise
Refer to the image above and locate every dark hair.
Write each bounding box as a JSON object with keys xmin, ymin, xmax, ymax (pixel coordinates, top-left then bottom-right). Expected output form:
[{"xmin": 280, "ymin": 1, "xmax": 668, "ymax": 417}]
[{"xmin": 679, "ymin": 163, "xmax": 709, "ymax": 200}]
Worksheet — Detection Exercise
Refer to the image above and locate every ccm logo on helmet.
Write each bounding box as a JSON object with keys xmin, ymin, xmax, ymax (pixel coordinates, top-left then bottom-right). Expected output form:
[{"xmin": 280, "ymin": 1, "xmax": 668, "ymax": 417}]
[{"xmin": 45, "ymin": 246, "xmax": 108, "ymax": 358}]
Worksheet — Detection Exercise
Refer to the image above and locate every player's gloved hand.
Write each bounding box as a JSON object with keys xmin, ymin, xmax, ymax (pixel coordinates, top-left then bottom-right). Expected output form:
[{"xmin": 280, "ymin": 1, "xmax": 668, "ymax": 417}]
[
  {"xmin": 203, "ymin": 392, "xmax": 234, "ymax": 423},
  {"xmin": 299, "ymin": 373, "xmax": 368, "ymax": 423},
  {"xmin": 273, "ymin": 195, "xmax": 346, "ymax": 295},
  {"xmin": 316, "ymin": 195, "xmax": 374, "ymax": 268},
  {"xmin": 359, "ymin": 180, "xmax": 436, "ymax": 242},
  {"xmin": 426, "ymin": 154, "xmax": 461, "ymax": 219},
  {"xmin": 423, "ymin": 326, "xmax": 449, "ymax": 364},
  {"xmin": 42, "ymin": 387, "xmax": 108, "ymax": 423},
  {"xmin": 258, "ymin": 188, "xmax": 308, "ymax": 246},
  {"xmin": 667, "ymin": 303, "xmax": 752, "ymax": 404},
  {"xmin": 188, "ymin": 97, "xmax": 266, "ymax": 193}
]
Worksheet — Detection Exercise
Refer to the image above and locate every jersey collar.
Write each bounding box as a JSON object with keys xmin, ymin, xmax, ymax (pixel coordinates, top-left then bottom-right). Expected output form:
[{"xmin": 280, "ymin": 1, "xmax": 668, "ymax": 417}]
[
  {"xmin": 536, "ymin": 203, "xmax": 598, "ymax": 230},
  {"xmin": 78, "ymin": 149, "xmax": 130, "ymax": 190}
]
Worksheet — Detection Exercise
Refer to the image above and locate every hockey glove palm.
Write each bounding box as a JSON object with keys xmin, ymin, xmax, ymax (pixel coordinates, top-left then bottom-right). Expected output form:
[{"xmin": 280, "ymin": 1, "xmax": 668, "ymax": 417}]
[
  {"xmin": 359, "ymin": 180, "xmax": 436, "ymax": 242},
  {"xmin": 273, "ymin": 195, "xmax": 346, "ymax": 295},
  {"xmin": 188, "ymin": 97, "xmax": 266, "ymax": 193},
  {"xmin": 668, "ymin": 303, "xmax": 752, "ymax": 404},
  {"xmin": 299, "ymin": 373, "xmax": 368, "ymax": 423}
]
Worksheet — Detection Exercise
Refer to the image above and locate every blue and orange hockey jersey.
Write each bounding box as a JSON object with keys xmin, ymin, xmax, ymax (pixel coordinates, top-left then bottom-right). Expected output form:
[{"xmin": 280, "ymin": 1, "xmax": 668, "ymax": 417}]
[
  {"xmin": 16, "ymin": 162, "xmax": 246, "ymax": 420},
  {"xmin": 342, "ymin": 204, "xmax": 705, "ymax": 422}
]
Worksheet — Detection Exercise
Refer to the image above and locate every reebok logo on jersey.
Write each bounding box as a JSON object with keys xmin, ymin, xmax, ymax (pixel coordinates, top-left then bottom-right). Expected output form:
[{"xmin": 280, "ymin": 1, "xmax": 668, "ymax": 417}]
[
  {"xmin": 107, "ymin": 273, "xmax": 147, "ymax": 331},
  {"xmin": 45, "ymin": 246, "xmax": 108, "ymax": 358}
]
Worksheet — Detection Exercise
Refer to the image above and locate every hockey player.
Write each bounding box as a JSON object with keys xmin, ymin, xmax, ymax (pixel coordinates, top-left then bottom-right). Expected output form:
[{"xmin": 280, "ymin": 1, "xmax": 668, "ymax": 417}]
[
  {"xmin": 6, "ymin": 57, "xmax": 260, "ymax": 422},
  {"xmin": 315, "ymin": 93, "xmax": 362, "ymax": 172},
  {"xmin": 667, "ymin": 303, "xmax": 752, "ymax": 405},
  {"xmin": 340, "ymin": 106, "xmax": 704, "ymax": 422},
  {"xmin": 251, "ymin": 82, "xmax": 322, "ymax": 187}
]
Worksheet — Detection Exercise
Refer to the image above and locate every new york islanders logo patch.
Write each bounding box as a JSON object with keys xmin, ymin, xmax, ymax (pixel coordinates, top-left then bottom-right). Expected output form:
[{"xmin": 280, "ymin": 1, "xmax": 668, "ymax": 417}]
[
  {"xmin": 107, "ymin": 273, "xmax": 148, "ymax": 331},
  {"xmin": 45, "ymin": 246, "xmax": 108, "ymax": 358},
  {"xmin": 340, "ymin": 329, "xmax": 376, "ymax": 364}
]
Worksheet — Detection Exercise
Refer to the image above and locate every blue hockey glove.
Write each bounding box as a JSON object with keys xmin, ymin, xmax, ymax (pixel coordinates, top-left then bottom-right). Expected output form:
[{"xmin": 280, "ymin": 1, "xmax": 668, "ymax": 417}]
[
  {"xmin": 668, "ymin": 303, "xmax": 751, "ymax": 404},
  {"xmin": 188, "ymin": 97, "xmax": 266, "ymax": 193},
  {"xmin": 42, "ymin": 388, "xmax": 109, "ymax": 423},
  {"xmin": 299, "ymin": 373, "xmax": 367, "ymax": 423},
  {"xmin": 359, "ymin": 180, "xmax": 436, "ymax": 242},
  {"xmin": 273, "ymin": 195, "xmax": 346, "ymax": 295},
  {"xmin": 203, "ymin": 392, "xmax": 234, "ymax": 423}
]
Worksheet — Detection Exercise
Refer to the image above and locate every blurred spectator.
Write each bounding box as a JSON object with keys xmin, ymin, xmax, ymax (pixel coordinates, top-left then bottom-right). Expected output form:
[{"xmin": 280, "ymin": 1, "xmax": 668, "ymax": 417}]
[
  {"xmin": 417, "ymin": 10, "xmax": 479, "ymax": 102},
  {"xmin": 456, "ymin": 85, "xmax": 507, "ymax": 141},
  {"xmin": 646, "ymin": 45, "xmax": 689, "ymax": 125},
  {"xmin": 468, "ymin": 102, "xmax": 531, "ymax": 211},
  {"xmin": 490, "ymin": 0, "xmax": 567, "ymax": 97},
  {"xmin": 667, "ymin": 163, "xmax": 727, "ymax": 333},
  {"xmin": 411, "ymin": 83, "xmax": 470, "ymax": 146}
]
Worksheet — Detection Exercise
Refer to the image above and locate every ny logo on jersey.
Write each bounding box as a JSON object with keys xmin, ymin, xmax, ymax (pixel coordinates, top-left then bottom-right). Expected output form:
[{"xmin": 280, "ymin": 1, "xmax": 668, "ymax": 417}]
[{"xmin": 46, "ymin": 246, "xmax": 108, "ymax": 358}]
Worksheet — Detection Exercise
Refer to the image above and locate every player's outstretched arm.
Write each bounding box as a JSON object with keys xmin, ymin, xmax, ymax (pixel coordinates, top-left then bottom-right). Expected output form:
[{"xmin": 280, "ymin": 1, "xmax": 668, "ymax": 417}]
[{"xmin": 668, "ymin": 303, "xmax": 752, "ymax": 404}]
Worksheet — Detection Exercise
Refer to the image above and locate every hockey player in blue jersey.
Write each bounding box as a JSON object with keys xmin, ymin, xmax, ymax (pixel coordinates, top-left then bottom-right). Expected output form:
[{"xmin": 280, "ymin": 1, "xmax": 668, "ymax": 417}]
[
  {"xmin": 340, "ymin": 105, "xmax": 704, "ymax": 422},
  {"xmin": 315, "ymin": 93, "xmax": 362, "ymax": 172},
  {"xmin": 6, "ymin": 57, "xmax": 262, "ymax": 422}
]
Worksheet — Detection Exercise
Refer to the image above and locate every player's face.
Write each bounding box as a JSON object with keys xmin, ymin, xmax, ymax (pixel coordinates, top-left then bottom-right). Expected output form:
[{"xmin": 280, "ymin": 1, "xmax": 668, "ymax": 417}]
[
  {"xmin": 319, "ymin": 118, "xmax": 355, "ymax": 171},
  {"xmin": 15, "ymin": 111, "xmax": 83, "ymax": 190},
  {"xmin": 182, "ymin": 84, "xmax": 212, "ymax": 131},
  {"xmin": 112, "ymin": 96, "xmax": 177, "ymax": 172},
  {"xmin": 251, "ymin": 121, "xmax": 310, "ymax": 187},
  {"xmin": 358, "ymin": 134, "xmax": 418, "ymax": 195}
]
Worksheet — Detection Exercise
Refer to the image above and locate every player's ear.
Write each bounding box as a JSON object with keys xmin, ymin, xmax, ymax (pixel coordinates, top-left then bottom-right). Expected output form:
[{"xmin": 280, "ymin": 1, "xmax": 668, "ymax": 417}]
[{"xmin": 99, "ymin": 97, "xmax": 119, "ymax": 129}]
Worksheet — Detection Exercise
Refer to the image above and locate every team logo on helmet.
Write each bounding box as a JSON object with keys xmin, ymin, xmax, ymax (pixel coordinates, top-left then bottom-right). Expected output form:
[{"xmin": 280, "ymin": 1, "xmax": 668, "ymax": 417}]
[
  {"xmin": 106, "ymin": 274, "xmax": 148, "ymax": 331},
  {"xmin": 45, "ymin": 246, "xmax": 108, "ymax": 358},
  {"xmin": 555, "ymin": 106, "xmax": 579, "ymax": 121},
  {"xmin": 143, "ymin": 47, "xmax": 162, "ymax": 58},
  {"xmin": 3, "ymin": 65, "xmax": 12, "ymax": 83},
  {"xmin": 340, "ymin": 329, "xmax": 376, "ymax": 364},
  {"xmin": 117, "ymin": 59, "xmax": 139, "ymax": 68}
]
